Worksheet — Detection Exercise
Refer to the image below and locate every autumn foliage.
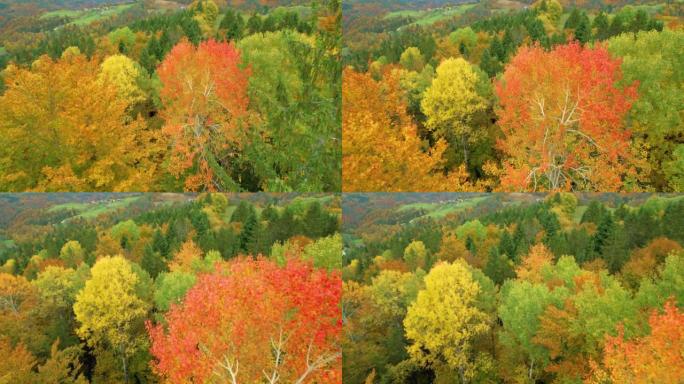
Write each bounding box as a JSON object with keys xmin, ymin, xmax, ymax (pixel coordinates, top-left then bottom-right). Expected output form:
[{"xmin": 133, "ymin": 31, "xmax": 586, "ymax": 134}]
[
  {"xmin": 147, "ymin": 257, "xmax": 342, "ymax": 383},
  {"xmin": 158, "ymin": 39, "xmax": 251, "ymax": 191},
  {"xmin": 0, "ymin": 52, "xmax": 161, "ymax": 191},
  {"xmin": 342, "ymin": 68, "xmax": 474, "ymax": 192},
  {"xmin": 591, "ymin": 299, "xmax": 684, "ymax": 383},
  {"xmin": 495, "ymin": 42, "xmax": 639, "ymax": 191}
]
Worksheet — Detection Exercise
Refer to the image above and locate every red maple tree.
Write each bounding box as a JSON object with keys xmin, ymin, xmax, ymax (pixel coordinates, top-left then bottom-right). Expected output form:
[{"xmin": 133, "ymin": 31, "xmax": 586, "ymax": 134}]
[{"xmin": 147, "ymin": 257, "xmax": 341, "ymax": 383}]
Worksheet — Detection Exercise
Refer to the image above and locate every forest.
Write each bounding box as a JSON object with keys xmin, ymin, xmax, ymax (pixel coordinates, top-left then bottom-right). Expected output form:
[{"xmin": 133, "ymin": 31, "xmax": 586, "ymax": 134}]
[
  {"xmin": 343, "ymin": 0, "xmax": 684, "ymax": 192},
  {"xmin": 0, "ymin": 192, "xmax": 342, "ymax": 383},
  {"xmin": 0, "ymin": 0, "xmax": 341, "ymax": 192},
  {"xmin": 342, "ymin": 193, "xmax": 684, "ymax": 383}
]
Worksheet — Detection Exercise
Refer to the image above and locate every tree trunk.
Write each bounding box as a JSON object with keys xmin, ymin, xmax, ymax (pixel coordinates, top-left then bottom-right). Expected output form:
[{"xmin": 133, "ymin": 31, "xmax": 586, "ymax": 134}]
[
  {"xmin": 120, "ymin": 346, "xmax": 129, "ymax": 384},
  {"xmin": 459, "ymin": 364, "xmax": 467, "ymax": 384},
  {"xmin": 461, "ymin": 134, "xmax": 469, "ymax": 170},
  {"xmin": 528, "ymin": 358, "xmax": 535, "ymax": 381}
]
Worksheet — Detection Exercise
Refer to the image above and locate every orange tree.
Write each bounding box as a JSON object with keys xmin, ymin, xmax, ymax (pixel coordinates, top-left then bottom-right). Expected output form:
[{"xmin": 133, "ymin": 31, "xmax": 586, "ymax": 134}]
[
  {"xmin": 495, "ymin": 42, "xmax": 639, "ymax": 192},
  {"xmin": 590, "ymin": 299, "xmax": 684, "ymax": 383},
  {"xmin": 157, "ymin": 39, "xmax": 251, "ymax": 191},
  {"xmin": 342, "ymin": 68, "xmax": 477, "ymax": 192}
]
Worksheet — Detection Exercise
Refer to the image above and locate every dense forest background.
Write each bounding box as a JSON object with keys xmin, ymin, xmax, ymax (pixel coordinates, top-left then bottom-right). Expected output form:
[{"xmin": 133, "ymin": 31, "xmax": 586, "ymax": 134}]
[
  {"xmin": 343, "ymin": 0, "xmax": 684, "ymax": 192},
  {"xmin": 0, "ymin": 193, "xmax": 342, "ymax": 383},
  {"xmin": 343, "ymin": 193, "xmax": 684, "ymax": 383},
  {"xmin": 0, "ymin": 0, "xmax": 341, "ymax": 192}
]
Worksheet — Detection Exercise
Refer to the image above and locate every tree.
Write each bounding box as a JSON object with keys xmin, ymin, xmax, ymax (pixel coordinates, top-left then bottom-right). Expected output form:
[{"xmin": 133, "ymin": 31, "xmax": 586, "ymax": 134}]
[
  {"xmin": 534, "ymin": 0, "xmax": 562, "ymax": 24},
  {"xmin": 435, "ymin": 233, "xmax": 470, "ymax": 263},
  {"xmin": 59, "ymin": 241, "xmax": 84, "ymax": 268},
  {"xmin": 220, "ymin": 9, "xmax": 245, "ymax": 41},
  {"xmin": 404, "ymin": 261, "xmax": 490, "ymax": 382},
  {"xmin": 403, "ymin": 240, "xmax": 428, "ymax": 271},
  {"xmin": 607, "ymin": 30, "xmax": 684, "ymax": 191},
  {"xmin": 343, "ymin": 68, "xmax": 476, "ymax": 192},
  {"xmin": 0, "ymin": 337, "xmax": 87, "ymax": 384},
  {"xmin": 0, "ymin": 273, "xmax": 45, "ymax": 353},
  {"xmin": 495, "ymin": 42, "xmax": 638, "ymax": 191},
  {"xmin": 238, "ymin": 30, "xmax": 341, "ymax": 191},
  {"xmin": 153, "ymin": 271, "xmax": 196, "ymax": 312},
  {"xmin": 246, "ymin": 13, "xmax": 263, "ymax": 34},
  {"xmin": 574, "ymin": 16, "xmax": 591, "ymax": 44},
  {"xmin": 73, "ymin": 256, "xmax": 151, "ymax": 383},
  {"xmin": 499, "ymin": 280, "xmax": 558, "ymax": 381},
  {"xmin": 148, "ymin": 258, "xmax": 341, "ymax": 383},
  {"xmin": 33, "ymin": 266, "xmax": 85, "ymax": 348},
  {"xmin": 0, "ymin": 53, "xmax": 161, "ymax": 191},
  {"xmin": 343, "ymin": 270, "xmax": 424, "ymax": 381},
  {"xmin": 450, "ymin": 27, "xmax": 477, "ymax": 57},
  {"xmin": 107, "ymin": 27, "xmax": 136, "ymax": 54},
  {"xmin": 593, "ymin": 12, "xmax": 610, "ymax": 40},
  {"xmin": 302, "ymin": 234, "xmax": 343, "ymax": 271},
  {"xmin": 484, "ymin": 246, "xmax": 515, "ymax": 285},
  {"xmin": 0, "ymin": 337, "xmax": 36, "ymax": 384},
  {"xmin": 421, "ymin": 58, "xmax": 490, "ymax": 169},
  {"xmin": 98, "ymin": 54, "xmax": 146, "ymax": 107},
  {"xmin": 157, "ymin": 39, "xmax": 250, "ymax": 191},
  {"xmin": 479, "ymin": 48, "xmax": 501, "ymax": 78},
  {"xmin": 592, "ymin": 300, "xmax": 684, "ymax": 383},
  {"xmin": 564, "ymin": 8, "xmax": 582, "ymax": 30},
  {"xmin": 516, "ymin": 243, "xmax": 554, "ymax": 283},
  {"xmin": 141, "ymin": 244, "xmax": 167, "ymax": 279},
  {"xmin": 190, "ymin": 0, "xmax": 219, "ymax": 36},
  {"xmin": 636, "ymin": 253, "xmax": 684, "ymax": 310},
  {"xmin": 532, "ymin": 266, "xmax": 637, "ymax": 382},
  {"xmin": 169, "ymin": 240, "xmax": 203, "ymax": 273},
  {"xmin": 399, "ymin": 47, "xmax": 425, "ymax": 72},
  {"xmin": 110, "ymin": 220, "xmax": 141, "ymax": 249}
]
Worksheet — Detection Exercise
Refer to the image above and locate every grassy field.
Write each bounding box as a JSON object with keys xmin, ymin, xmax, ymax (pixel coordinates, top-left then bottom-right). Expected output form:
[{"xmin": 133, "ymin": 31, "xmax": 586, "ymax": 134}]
[
  {"xmin": 385, "ymin": 3, "xmax": 478, "ymax": 27},
  {"xmin": 40, "ymin": 3, "xmax": 135, "ymax": 26},
  {"xmin": 289, "ymin": 195, "xmax": 334, "ymax": 211},
  {"xmin": 398, "ymin": 196, "xmax": 490, "ymax": 219},
  {"xmin": 0, "ymin": 47, "xmax": 6, "ymax": 56},
  {"xmin": 630, "ymin": 3, "xmax": 666, "ymax": 15},
  {"xmin": 48, "ymin": 196, "xmax": 141, "ymax": 220},
  {"xmin": 1, "ymin": 239, "xmax": 15, "ymax": 248}
]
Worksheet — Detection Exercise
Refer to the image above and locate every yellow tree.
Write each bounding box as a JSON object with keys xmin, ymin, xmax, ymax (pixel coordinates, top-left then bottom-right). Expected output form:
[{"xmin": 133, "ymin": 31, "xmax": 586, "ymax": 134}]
[
  {"xmin": 399, "ymin": 47, "xmax": 425, "ymax": 72},
  {"xmin": 98, "ymin": 54, "xmax": 146, "ymax": 106},
  {"xmin": 403, "ymin": 240, "xmax": 428, "ymax": 271},
  {"xmin": 342, "ymin": 68, "xmax": 476, "ymax": 192},
  {"xmin": 190, "ymin": 0, "xmax": 220, "ymax": 36},
  {"xmin": 421, "ymin": 58, "xmax": 489, "ymax": 169},
  {"xmin": 59, "ymin": 241, "xmax": 85, "ymax": 269},
  {"xmin": 404, "ymin": 260, "xmax": 490, "ymax": 382},
  {"xmin": 73, "ymin": 256, "xmax": 151, "ymax": 383}
]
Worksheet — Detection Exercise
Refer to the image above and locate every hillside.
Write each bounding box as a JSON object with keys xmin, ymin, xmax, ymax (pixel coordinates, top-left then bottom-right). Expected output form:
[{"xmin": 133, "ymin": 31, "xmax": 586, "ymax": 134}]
[
  {"xmin": 342, "ymin": 192, "xmax": 684, "ymax": 382},
  {"xmin": 0, "ymin": 0, "xmax": 341, "ymax": 193},
  {"xmin": 0, "ymin": 192, "xmax": 342, "ymax": 382},
  {"xmin": 342, "ymin": 0, "xmax": 684, "ymax": 193}
]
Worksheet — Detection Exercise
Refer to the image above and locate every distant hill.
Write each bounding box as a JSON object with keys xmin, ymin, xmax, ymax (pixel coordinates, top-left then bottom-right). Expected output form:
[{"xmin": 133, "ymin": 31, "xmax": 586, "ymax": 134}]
[
  {"xmin": 0, "ymin": 0, "xmax": 130, "ymax": 8},
  {"xmin": 342, "ymin": 193, "xmax": 670, "ymax": 231},
  {"xmin": 0, "ymin": 0, "xmax": 133, "ymax": 29}
]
